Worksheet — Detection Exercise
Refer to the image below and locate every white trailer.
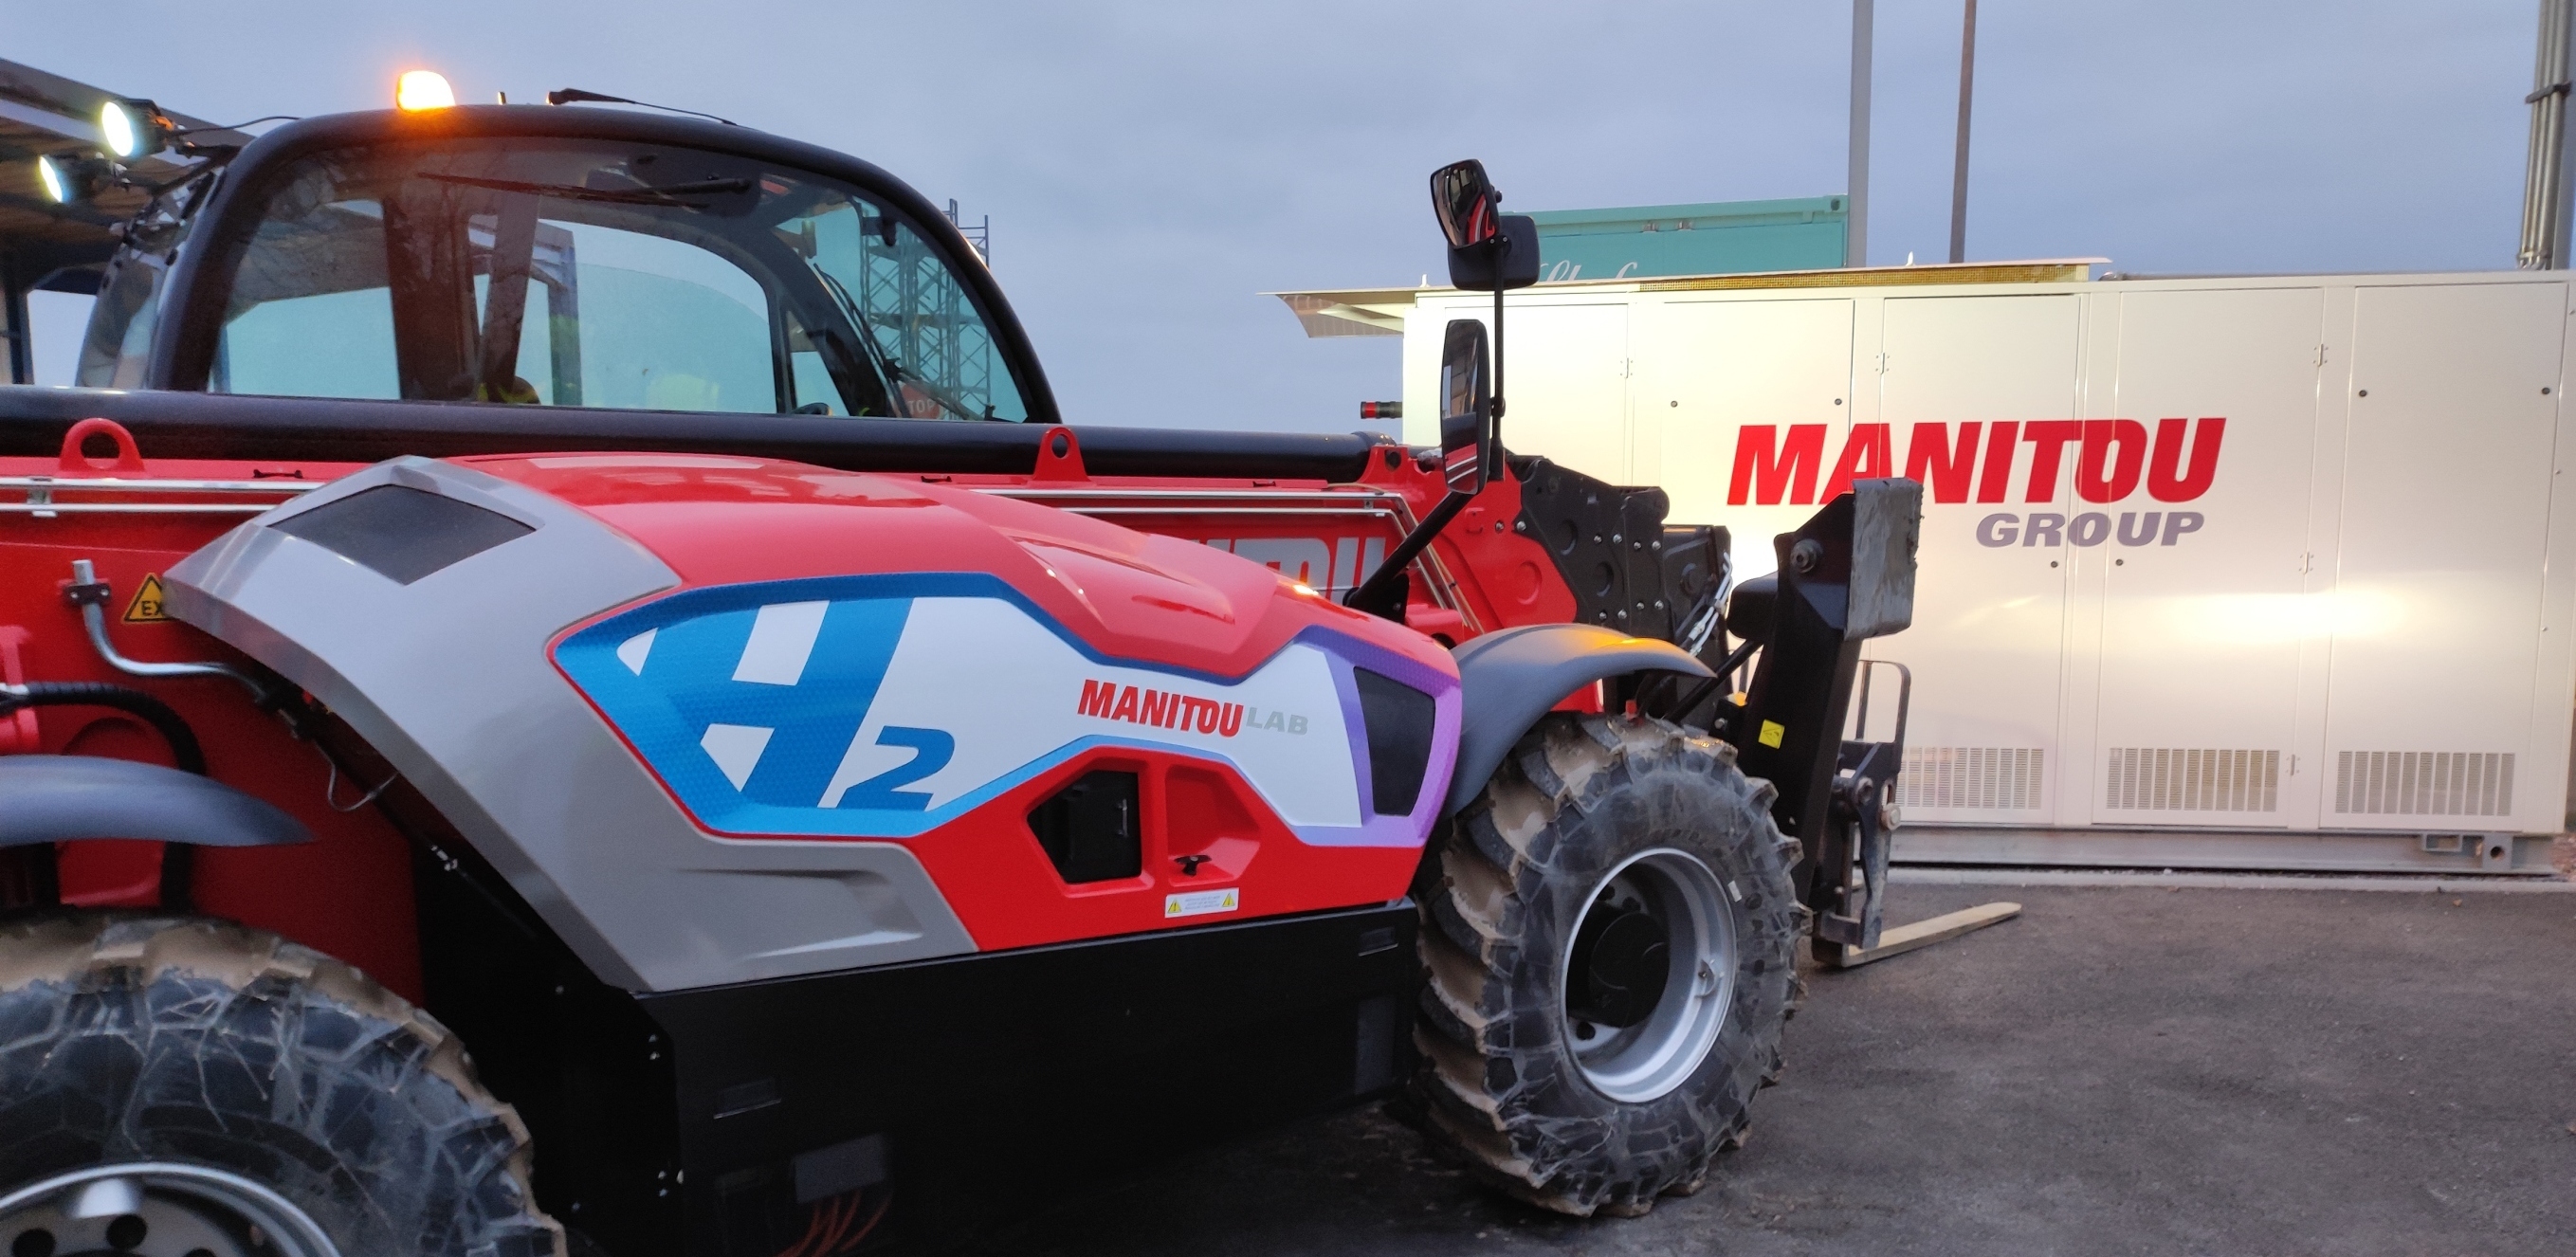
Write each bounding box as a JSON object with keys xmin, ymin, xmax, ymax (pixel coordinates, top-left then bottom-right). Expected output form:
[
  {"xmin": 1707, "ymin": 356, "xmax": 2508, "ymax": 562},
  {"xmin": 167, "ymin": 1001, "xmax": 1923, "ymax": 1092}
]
[{"xmin": 1283, "ymin": 264, "xmax": 2576, "ymax": 873}]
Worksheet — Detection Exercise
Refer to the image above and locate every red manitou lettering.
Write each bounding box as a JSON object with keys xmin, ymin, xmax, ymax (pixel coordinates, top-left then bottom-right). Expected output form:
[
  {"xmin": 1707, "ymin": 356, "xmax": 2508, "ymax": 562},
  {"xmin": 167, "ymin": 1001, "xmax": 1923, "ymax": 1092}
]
[
  {"xmin": 1906, "ymin": 423, "xmax": 1982, "ymax": 503},
  {"xmin": 1109, "ymin": 684, "xmax": 1141, "ymax": 722},
  {"xmin": 2077, "ymin": 419, "xmax": 2149, "ymax": 502},
  {"xmin": 1141, "ymin": 689, "xmax": 1173, "ymax": 727},
  {"xmin": 1192, "ymin": 697, "xmax": 1221, "ymax": 734},
  {"xmin": 1821, "ymin": 424, "xmax": 1892, "ymax": 501},
  {"xmin": 1728, "ymin": 424, "xmax": 1828, "ymax": 505},
  {"xmin": 1977, "ymin": 421, "xmax": 2019, "ymax": 502},
  {"xmin": 2147, "ymin": 417, "xmax": 2225, "ymax": 502},
  {"xmin": 1077, "ymin": 678, "xmax": 1117, "ymax": 718},
  {"xmin": 1218, "ymin": 702, "xmax": 1245, "ymax": 737},
  {"xmin": 2020, "ymin": 421, "xmax": 2084, "ymax": 502}
]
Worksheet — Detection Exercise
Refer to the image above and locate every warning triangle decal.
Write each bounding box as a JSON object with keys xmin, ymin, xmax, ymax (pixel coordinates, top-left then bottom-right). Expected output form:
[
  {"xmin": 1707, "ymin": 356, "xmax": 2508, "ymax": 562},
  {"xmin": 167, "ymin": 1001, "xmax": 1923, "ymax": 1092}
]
[{"xmin": 122, "ymin": 574, "xmax": 171, "ymax": 624}]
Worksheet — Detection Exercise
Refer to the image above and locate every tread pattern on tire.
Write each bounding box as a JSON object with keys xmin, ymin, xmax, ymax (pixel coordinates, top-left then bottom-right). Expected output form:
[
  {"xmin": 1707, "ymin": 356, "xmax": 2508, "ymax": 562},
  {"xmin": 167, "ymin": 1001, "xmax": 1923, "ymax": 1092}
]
[
  {"xmin": 1411, "ymin": 713, "xmax": 1805, "ymax": 1217},
  {"xmin": 0, "ymin": 914, "xmax": 561, "ymax": 1257}
]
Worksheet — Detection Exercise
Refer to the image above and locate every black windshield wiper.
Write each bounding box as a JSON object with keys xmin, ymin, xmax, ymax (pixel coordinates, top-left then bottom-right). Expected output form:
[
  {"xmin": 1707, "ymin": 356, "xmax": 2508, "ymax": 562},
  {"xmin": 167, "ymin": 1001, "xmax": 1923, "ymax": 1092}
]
[
  {"xmin": 416, "ymin": 172, "xmax": 752, "ymax": 209},
  {"xmin": 809, "ymin": 268, "xmax": 989, "ymax": 420}
]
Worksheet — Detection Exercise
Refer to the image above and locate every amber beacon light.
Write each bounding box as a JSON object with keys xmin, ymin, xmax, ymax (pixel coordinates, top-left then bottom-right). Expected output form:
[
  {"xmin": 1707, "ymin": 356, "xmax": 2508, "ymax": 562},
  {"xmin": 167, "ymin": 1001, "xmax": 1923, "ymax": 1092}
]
[{"xmin": 395, "ymin": 70, "xmax": 457, "ymax": 112}]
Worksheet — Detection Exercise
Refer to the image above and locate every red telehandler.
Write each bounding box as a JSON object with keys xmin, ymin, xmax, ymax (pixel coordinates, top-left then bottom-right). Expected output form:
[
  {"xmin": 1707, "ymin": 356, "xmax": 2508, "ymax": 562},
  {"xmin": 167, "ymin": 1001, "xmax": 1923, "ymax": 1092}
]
[{"xmin": 0, "ymin": 82, "xmax": 1919, "ymax": 1255}]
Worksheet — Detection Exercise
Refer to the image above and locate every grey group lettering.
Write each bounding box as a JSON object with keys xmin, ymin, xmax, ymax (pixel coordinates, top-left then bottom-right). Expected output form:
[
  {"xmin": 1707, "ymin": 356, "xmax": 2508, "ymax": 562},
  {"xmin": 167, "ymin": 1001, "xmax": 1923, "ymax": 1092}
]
[{"xmin": 1975, "ymin": 511, "xmax": 2203, "ymax": 548}]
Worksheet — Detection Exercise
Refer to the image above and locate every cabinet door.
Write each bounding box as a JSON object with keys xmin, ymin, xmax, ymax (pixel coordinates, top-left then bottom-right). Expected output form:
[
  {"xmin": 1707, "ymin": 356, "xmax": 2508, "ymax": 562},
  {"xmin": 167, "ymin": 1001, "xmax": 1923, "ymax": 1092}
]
[
  {"xmin": 1632, "ymin": 297, "xmax": 1855, "ymax": 579},
  {"xmin": 1484, "ymin": 303, "xmax": 1631, "ymax": 484},
  {"xmin": 1875, "ymin": 295, "xmax": 2081, "ymax": 823},
  {"xmin": 2089, "ymin": 288, "xmax": 2322, "ymax": 826},
  {"xmin": 2323, "ymin": 283, "xmax": 2565, "ymax": 829}
]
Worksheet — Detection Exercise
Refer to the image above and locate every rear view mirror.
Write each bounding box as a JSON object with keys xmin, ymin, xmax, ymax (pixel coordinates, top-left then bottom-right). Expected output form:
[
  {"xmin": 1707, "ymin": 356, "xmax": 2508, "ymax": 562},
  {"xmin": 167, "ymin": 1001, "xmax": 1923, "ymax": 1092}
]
[
  {"xmin": 1430, "ymin": 160, "xmax": 1500, "ymax": 249},
  {"xmin": 1437, "ymin": 319, "xmax": 1492, "ymax": 494}
]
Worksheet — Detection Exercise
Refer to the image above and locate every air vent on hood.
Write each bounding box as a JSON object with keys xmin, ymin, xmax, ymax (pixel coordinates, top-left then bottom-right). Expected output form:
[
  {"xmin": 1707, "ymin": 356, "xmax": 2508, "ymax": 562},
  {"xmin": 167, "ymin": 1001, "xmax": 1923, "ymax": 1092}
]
[{"xmin": 272, "ymin": 483, "xmax": 534, "ymax": 584}]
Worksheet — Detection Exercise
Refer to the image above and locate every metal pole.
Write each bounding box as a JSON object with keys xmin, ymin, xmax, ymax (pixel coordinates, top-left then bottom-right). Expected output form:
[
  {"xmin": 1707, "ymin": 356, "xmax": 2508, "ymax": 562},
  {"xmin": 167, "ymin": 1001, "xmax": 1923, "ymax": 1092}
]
[
  {"xmin": 1947, "ymin": 0, "xmax": 1978, "ymax": 265},
  {"xmin": 1849, "ymin": 0, "xmax": 1873, "ymax": 267},
  {"xmin": 2519, "ymin": 0, "xmax": 2575, "ymax": 268}
]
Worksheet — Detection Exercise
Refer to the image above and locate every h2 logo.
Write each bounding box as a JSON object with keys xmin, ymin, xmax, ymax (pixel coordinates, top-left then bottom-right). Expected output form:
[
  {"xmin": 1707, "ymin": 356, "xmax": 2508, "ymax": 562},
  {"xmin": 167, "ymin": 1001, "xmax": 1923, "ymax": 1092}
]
[{"xmin": 611, "ymin": 597, "xmax": 953, "ymax": 813}]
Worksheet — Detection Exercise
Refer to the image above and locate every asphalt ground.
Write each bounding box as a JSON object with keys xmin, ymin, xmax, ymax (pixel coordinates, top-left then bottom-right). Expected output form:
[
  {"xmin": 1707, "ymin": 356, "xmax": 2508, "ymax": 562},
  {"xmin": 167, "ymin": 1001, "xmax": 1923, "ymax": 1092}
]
[{"xmin": 957, "ymin": 881, "xmax": 2576, "ymax": 1256}]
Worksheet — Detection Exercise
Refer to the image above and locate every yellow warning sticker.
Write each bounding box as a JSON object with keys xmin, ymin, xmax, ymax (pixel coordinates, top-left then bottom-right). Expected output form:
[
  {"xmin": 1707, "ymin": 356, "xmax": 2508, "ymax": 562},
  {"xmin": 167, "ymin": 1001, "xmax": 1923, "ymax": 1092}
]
[
  {"xmin": 122, "ymin": 574, "xmax": 171, "ymax": 624},
  {"xmin": 1758, "ymin": 720, "xmax": 1785, "ymax": 748},
  {"xmin": 1164, "ymin": 888, "xmax": 1239, "ymax": 919}
]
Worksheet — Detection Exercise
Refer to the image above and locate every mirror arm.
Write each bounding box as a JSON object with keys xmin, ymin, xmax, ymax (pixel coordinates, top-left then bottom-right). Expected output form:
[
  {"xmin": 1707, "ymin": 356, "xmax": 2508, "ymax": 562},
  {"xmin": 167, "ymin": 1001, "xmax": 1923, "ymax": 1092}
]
[
  {"xmin": 1489, "ymin": 282, "xmax": 1506, "ymax": 483},
  {"xmin": 1342, "ymin": 487, "xmax": 1475, "ymax": 621}
]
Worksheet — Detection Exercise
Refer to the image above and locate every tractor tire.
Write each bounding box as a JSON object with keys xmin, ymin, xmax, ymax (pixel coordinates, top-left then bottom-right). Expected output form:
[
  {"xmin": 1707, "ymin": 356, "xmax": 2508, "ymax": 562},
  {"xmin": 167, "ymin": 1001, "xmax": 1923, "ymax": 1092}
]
[
  {"xmin": 1411, "ymin": 712, "xmax": 1805, "ymax": 1217},
  {"xmin": 0, "ymin": 914, "xmax": 562, "ymax": 1257}
]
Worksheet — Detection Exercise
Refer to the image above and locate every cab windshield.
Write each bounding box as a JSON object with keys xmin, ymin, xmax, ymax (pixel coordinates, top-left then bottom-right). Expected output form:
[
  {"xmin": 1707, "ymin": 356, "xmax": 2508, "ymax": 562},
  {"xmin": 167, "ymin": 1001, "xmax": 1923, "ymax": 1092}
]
[{"xmin": 176, "ymin": 137, "xmax": 1029, "ymax": 421}]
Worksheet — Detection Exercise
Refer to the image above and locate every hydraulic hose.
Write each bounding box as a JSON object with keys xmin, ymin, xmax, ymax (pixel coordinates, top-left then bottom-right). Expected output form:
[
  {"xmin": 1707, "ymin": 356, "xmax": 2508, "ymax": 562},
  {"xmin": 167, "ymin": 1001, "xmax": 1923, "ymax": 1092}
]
[
  {"xmin": 0, "ymin": 682, "xmax": 210, "ymax": 910},
  {"xmin": 0, "ymin": 682, "xmax": 209, "ymax": 774}
]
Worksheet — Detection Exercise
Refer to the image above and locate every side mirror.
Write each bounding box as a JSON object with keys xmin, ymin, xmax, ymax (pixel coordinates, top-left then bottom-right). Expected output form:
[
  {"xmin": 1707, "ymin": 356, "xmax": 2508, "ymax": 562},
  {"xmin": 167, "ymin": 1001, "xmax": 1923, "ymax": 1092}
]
[
  {"xmin": 1437, "ymin": 319, "xmax": 1492, "ymax": 494},
  {"xmin": 1432, "ymin": 158, "xmax": 1543, "ymax": 293}
]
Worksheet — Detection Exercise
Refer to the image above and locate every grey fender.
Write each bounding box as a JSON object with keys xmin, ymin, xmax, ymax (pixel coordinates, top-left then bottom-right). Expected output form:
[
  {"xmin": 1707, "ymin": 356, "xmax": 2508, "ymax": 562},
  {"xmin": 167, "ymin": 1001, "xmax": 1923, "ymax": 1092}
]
[
  {"xmin": 1444, "ymin": 624, "xmax": 1713, "ymax": 816},
  {"xmin": 0, "ymin": 755, "xmax": 312, "ymax": 847}
]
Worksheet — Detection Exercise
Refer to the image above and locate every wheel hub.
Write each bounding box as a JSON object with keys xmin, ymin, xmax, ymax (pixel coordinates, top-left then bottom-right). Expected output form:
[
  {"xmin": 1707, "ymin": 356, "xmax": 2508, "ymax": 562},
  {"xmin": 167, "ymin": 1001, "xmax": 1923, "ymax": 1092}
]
[
  {"xmin": 1568, "ymin": 900, "xmax": 1672, "ymax": 1029},
  {"xmin": 1558, "ymin": 848, "xmax": 1741, "ymax": 1103},
  {"xmin": 0, "ymin": 1166, "xmax": 340, "ymax": 1257}
]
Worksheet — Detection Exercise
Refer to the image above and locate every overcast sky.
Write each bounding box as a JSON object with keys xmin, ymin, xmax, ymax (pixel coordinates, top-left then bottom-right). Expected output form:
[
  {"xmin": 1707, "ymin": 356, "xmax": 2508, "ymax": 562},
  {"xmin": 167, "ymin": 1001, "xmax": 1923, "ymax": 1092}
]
[{"xmin": 15, "ymin": 1, "xmax": 2544, "ymax": 431}]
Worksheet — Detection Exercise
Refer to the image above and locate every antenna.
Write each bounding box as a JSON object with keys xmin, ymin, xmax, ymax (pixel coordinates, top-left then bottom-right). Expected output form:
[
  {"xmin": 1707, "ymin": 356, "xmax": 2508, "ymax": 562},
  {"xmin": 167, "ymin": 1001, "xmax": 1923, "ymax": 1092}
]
[{"xmin": 545, "ymin": 88, "xmax": 736, "ymax": 127}]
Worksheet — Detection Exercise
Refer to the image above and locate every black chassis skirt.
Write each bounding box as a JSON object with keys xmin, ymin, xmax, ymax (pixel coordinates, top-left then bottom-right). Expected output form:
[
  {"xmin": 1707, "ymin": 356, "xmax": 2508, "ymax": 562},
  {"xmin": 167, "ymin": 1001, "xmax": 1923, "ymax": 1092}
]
[{"xmin": 637, "ymin": 902, "xmax": 1418, "ymax": 1255}]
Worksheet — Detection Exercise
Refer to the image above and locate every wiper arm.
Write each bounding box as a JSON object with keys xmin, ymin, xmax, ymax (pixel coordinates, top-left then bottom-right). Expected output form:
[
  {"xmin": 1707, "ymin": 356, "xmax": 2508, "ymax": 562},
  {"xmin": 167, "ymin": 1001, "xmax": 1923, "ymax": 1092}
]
[
  {"xmin": 810, "ymin": 268, "xmax": 989, "ymax": 420},
  {"xmin": 415, "ymin": 172, "xmax": 752, "ymax": 208}
]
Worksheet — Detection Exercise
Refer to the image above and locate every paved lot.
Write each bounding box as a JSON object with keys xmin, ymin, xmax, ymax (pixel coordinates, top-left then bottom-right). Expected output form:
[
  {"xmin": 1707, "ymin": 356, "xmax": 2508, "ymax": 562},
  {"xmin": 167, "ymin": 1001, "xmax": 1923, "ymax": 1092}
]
[{"xmin": 960, "ymin": 882, "xmax": 2576, "ymax": 1256}]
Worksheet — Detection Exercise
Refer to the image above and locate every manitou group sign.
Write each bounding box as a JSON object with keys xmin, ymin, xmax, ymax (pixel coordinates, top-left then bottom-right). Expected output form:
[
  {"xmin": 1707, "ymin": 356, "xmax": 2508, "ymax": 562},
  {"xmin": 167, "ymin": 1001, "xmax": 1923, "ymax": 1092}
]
[{"xmin": 1726, "ymin": 418, "xmax": 2224, "ymax": 550}]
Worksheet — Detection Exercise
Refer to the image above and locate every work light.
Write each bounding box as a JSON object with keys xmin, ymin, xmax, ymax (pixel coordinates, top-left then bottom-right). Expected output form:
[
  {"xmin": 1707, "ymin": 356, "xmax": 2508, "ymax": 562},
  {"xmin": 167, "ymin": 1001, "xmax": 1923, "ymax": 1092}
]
[
  {"xmin": 396, "ymin": 71, "xmax": 456, "ymax": 112},
  {"xmin": 33, "ymin": 153, "xmax": 109, "ymax": 204},
  {"xmin": 95, "ymin": 98, "xmax": 167, "ymax": 159}
]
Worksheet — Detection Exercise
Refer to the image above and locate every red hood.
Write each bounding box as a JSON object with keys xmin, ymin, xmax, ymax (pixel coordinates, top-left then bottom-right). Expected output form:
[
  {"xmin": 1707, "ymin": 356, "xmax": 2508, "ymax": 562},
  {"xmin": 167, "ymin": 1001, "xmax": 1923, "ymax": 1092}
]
[{"xmin": 460, "ymin": 451, "xmax": 1452, "ymax": 682}]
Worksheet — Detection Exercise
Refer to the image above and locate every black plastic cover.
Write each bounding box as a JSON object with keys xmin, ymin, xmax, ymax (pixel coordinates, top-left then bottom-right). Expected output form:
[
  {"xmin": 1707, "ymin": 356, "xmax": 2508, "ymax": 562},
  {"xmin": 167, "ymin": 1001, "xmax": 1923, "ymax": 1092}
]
[
  {"xmin": 272, "ymin": 483, "xmax": 534, "ymax": 584},
  {"xmin": 1354, "ymin": 668, "xmax": 1435, "ymax": 815},
  {"xmin": 1027, "ymin": 770, "xmax": 1142, "ymax": 884}
]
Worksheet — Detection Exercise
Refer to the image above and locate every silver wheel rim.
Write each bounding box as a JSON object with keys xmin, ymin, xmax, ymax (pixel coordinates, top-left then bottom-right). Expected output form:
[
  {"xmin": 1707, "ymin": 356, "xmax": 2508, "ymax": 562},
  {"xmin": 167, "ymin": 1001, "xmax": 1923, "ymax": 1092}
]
[
  {"xmin": 0, "ymin": 1163, "xmax": 341, "ymax": 1257},
  {"xmin": 1559, "ymin": 847, "xmax": 1739, "ymax": 1102}
]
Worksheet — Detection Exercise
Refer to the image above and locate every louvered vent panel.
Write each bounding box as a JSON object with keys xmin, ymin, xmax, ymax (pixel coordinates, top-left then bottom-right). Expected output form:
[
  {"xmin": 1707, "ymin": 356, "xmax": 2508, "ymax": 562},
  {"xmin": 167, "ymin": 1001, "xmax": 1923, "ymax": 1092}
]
[
  {"xmin": 2332, "ymin": 751, "xmax": 2514, "ymax": 817},
  {"xmin": 1892, "ymin": 747, "xmax": 2046, "ymax": 811},
  {"xmin": 2103, "ymin": 748, "xmax": 2280, "ymax": 813}
]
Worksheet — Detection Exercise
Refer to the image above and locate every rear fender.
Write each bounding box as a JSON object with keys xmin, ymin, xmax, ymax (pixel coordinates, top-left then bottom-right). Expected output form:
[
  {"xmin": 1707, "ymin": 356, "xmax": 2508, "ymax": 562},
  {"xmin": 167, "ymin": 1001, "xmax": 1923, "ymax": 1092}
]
[
  {"xmin": 0, "ymin": 755, "xmax": 312, "ymax": 848},
  {"xmin": 1443, "ymin": 624, "xmax": 1710, "ymax": 816}
]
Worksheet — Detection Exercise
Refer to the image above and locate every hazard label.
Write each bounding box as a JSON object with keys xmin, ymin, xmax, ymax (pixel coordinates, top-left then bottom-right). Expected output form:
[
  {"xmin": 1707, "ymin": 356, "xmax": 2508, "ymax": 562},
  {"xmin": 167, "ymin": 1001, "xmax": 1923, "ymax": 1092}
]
[
  {"xmin": 1164, "ymin": 888, "xmax": 1239, "ymax": 920},
  {"xmin": 122, "ymin": 574, "xmax": 171, "ymax": 624},
  {"xmin": 1758, "ymin": 720, "xmax": 1785, "ymax": 749}
]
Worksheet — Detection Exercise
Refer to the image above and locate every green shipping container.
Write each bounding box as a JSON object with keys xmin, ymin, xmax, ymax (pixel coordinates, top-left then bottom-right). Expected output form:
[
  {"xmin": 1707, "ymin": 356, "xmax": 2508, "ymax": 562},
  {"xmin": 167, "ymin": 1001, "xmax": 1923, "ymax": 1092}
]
[{"xmin": 1526, "ymin": 195, "xmax": 1849, "ymax": 281}]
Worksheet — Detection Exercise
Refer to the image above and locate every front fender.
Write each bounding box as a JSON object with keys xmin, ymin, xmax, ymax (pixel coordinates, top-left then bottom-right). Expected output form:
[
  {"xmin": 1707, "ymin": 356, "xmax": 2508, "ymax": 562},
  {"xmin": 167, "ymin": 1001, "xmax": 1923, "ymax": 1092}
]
[{"xmin": 1444, "ymin": 624, "xmax": 1711, "ymax": 816}]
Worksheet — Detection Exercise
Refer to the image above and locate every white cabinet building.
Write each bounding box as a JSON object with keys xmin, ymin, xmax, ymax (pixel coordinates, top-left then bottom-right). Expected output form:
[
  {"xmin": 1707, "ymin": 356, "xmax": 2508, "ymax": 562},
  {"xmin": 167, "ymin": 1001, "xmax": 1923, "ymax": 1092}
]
[{"xmin": 1281, "ymin": 264, "xmax": 2576, "ymax": 872}]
